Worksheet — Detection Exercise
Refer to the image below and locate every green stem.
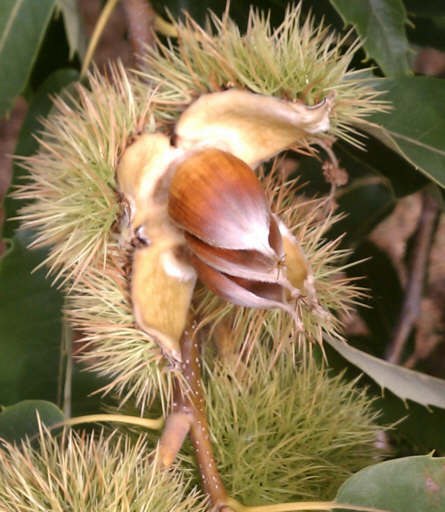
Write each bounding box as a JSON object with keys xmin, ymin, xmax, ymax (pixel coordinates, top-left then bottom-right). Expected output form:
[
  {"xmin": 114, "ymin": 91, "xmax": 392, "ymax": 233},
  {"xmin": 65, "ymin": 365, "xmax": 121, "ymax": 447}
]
[
  {"xmin": 81, "ymin": 0, "xmax": 120, "ymax": 79},
  {"xmin": 154, "ymin": 16, "xmax": 178, "ymax": 38},
  {"xmin": 226, "ymin": 498, "xmax": 389, "ymax": 512},
  {"xmin": 62, "ymin": 313, "xmax": 73, "ymax": 418},
  {"xmin": 56, "ymin": 413, "xmax": 164, "ymax": 430},
  {"xmin": 56, "ymin": 310, "xmax": 73, "ymax": 417}
]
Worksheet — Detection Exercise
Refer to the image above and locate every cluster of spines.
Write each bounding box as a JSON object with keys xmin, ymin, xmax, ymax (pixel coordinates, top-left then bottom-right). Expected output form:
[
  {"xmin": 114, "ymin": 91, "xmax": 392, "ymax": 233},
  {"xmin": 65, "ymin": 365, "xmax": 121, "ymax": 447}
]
[
  {"xmin": 141, "ymin": 4, "xmax": 387, "ymax": 143},
  {"xmin": 0, "ymin": 426, "xmax": 207, "ymax": 511}
]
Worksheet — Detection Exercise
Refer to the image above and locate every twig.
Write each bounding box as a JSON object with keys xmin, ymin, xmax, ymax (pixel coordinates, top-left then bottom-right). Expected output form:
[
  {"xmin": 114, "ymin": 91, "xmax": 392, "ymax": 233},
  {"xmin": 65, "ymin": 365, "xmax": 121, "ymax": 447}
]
[
  {"xmin": 385, "ymin": 190, "xmax": 439, "ymax": 364},
  {"xmin": 404, "ymin": 299, "xmax": 442, "ymax": 368},
  {"xmin": 158, "ymin": 384, "xmax": 194, "ymax": 467},
  {"xmin": 314, "ymin": 137, "xmax": 348, "ymax": 201},
  {"xmin": 122, "ymin": 0, "xmax": 156, "ymax": 66},
  {"xmin": 80, "ymin": 0, "xmax": 176, "ymax": 78},
  {"xmin": 157, "ymin": 325, "xmax": 230, "ymax": 510},
  {"xmin": 181, "ymin": 327, "xmax": 231, "ymax": 510}
]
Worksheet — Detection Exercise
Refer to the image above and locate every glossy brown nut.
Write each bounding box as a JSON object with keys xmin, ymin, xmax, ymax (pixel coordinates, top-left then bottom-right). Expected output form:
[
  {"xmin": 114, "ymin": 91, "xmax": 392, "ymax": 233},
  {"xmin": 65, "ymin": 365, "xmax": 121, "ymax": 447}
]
[
  {"xmin": 190, "ymin": 253, "xmax": 283, "ymax": 308},
  {"xmin": 185, "ymin": 232, "xmax": 279, "ymax": 283},
  {"xmin": 268, "ymin": 214, "xmax": 284, "ymax": 257},
  {"xmin": 168, "ymin": 148, "xmax": 275, "ymax": 257},
  {"xmin": 190, "ymin": 254, "xmax": 300, "ymax": 324}
]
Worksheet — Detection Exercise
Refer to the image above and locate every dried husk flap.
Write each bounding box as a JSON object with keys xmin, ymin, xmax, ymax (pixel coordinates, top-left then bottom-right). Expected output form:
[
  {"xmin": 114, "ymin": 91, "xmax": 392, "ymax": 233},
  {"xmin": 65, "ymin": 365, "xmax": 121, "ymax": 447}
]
[
  {"xmin": 131, "ymin": 242, "xmax": 196, "ymax": 362},
  {"xmin": 116, "ymin": 133, "xmax": 181, "ymax": 243},
  {"xmin": 174, "ymin": 89, "xmax": 334, "ymax": 168}
]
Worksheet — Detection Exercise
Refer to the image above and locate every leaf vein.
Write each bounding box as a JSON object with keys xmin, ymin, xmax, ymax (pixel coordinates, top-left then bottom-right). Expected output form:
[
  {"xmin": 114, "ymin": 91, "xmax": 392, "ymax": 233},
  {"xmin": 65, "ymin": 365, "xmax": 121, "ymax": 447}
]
[
  {"xmin": 388, "ymin": 129, "xmax": 445, "ymax": 157},
  {"xmin": 0, "ymin": 0, "xmax": 25, "ymax": 55}
]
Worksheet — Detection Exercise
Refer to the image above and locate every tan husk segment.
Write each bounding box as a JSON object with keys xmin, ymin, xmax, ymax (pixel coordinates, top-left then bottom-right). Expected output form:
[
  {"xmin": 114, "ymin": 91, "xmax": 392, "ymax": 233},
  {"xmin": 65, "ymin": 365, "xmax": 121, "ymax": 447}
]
[
  {"xmin": 64, "ymin": 248, "xmax": 178, "ymax": 412},
  {"xmin": 279, "ymin": 220, "xmax": 310, "ymax": 291},
  {"xmin": 174, "ymin": 90, "xmax": 334, "ymax": 167},
  {"xmin": 131, "ymin": 243, "xmax": 196, "ymax": 362},
  {"xmin": 116, "ymin": 132, "xmax": 178, "ymax": 239}
]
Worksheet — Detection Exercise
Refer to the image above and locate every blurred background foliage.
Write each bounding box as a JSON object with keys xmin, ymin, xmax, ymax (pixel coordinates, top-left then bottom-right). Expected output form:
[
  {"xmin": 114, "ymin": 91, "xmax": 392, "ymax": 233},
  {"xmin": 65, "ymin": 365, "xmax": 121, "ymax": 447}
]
[{"xmin": 0, "ymin": 0, "xmax": 445, "ymax": 499}]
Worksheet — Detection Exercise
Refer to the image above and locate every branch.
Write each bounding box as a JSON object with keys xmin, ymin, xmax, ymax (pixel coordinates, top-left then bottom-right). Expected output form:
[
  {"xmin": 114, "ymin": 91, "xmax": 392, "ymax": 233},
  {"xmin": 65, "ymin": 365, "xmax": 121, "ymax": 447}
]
[
  {"xmin": 157, "ymin": 326, "xmax": 230, "ymax": 510},
  {"xmin": 385, "ymin": 190, "xmax": 439, "ymax": 364},
  {"xmin": 181, "ymin": 327, "xmax": 230, "ymax": 510},
  {"xmin": 314, "ymin": 137, "xmax": 348, "ymax": 200},
  {"xmin": 122, "ymin": 0, "xmax": 156, "ymax": 65}
]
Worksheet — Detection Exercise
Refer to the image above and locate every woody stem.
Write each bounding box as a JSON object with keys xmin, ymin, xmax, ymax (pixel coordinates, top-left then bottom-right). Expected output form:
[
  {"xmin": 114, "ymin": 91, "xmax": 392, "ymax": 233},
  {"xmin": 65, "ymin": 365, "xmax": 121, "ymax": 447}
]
[
  {"xmin": 385, "ymin": 190, "xmax": 439, "ymax": 364},
  {"xmin": 122, "ymin": 0, "xmax": 156, "ymax": 66},
  {"xmin": 181, "ymin": 327, "xmax": 231, "ymax": 511}
]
